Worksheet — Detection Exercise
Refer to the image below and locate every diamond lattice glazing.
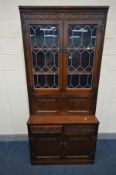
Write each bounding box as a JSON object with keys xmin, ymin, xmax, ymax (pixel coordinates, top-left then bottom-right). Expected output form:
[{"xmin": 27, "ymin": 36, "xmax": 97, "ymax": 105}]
[
  {"xmin": 67, "ymin": 24, "xmax": 97, "ymax": 88},
  {"xmin": 29, "ymin": 24, "xmax": 59, "ymax": 89}
]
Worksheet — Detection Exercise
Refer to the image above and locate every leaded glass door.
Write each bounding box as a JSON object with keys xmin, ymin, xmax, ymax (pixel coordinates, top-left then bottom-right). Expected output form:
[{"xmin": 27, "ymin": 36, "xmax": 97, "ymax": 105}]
[
  {"xmin": 27, "ymin": 21, "xmax": 63, "ymax": 95},
  {"xmin": 63, "ymin": 22, "xmax": 98, "ymax": 94}
]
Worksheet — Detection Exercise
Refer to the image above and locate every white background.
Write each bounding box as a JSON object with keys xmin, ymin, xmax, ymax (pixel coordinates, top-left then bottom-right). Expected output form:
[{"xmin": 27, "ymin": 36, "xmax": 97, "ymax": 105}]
[{"xmin": 0, "ymin": 0, "xmax": 116, "ymax": 134}]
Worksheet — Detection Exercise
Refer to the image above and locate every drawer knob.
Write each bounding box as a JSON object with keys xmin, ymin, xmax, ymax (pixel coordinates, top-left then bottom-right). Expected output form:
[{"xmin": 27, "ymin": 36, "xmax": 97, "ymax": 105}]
[{"xmin": 60, "ymin": 141, "xmax": 63, "ymax": 146}]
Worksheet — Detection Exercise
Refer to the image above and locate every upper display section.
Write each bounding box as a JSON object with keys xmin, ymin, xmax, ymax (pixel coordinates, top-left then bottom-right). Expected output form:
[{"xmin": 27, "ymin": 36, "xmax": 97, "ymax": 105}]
[
  {"xmin": 20, "ymin": 6, "xmax": 108, "ymax": 115},
  {"xmin": 29, "ymin": 24, "xmax": 59, "ymax": 89}
]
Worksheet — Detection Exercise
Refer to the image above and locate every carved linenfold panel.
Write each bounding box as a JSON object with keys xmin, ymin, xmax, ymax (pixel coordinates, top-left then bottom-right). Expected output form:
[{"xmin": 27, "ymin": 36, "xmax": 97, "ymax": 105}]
[
  {"xmin": 37, "ymin": 97, "xmax": 90, "ymax": 114},
  {"xmin": 37, "ymin": 98, "xmax": 58, "ymax": 111},
  {"xmin": 66, "ymin": 98, "xmax": 90, "ymax": 112}
]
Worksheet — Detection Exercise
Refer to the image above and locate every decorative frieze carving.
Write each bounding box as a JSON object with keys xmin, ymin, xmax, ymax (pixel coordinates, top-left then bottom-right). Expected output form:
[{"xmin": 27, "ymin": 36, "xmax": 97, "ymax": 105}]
[{"xmin": 22, "ymin": 12, "xmax": 105, "ymax": 20}]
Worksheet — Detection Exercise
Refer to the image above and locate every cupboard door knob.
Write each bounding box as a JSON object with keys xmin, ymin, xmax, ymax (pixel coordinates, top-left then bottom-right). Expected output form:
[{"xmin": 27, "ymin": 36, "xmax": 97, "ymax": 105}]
[
  {"xmin": 64, "ymin": 141, "xmax": 66, "ymax": 146},
  {"xmin": 60, "ymin": 141, "xmax": 63, "ymax": 146}
]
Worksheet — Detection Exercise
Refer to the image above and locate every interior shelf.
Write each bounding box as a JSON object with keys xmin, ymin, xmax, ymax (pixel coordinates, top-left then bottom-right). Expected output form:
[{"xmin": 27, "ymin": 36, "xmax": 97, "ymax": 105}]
[
  {"xmin": 32, "ymin": 48, "xmax": 58, "ymax": 51},
  {"xmin": 67, "ymin": 48, "xmax": 95, "ymax": 51},
  {"xmin": 67, "ymin": 71, "xmax": 92, "ymax": 75},
  {"xmin": 32, "ymin": 48, "xmax": 95, "ymax": 52}
]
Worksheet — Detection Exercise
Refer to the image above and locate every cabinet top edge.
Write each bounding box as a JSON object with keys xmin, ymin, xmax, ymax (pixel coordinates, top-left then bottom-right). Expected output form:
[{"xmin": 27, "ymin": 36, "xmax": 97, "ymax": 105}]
[
  {"xmin": 27, "ymin": 115, "xmax": 99, "ymax": 125},
  {"xmin": 19, "ymin": 6, "xmax": 109, "ymax": 13}
]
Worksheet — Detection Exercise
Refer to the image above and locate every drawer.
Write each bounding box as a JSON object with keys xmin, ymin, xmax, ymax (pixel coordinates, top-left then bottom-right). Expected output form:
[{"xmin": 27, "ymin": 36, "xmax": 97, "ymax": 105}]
[
  {"xmin": 64, "ymin": 125, "xmax": 97, "ymax": 133},
  {"xmin": 30, "ymin": 125, "xmax": 62, "ymax": 134}
]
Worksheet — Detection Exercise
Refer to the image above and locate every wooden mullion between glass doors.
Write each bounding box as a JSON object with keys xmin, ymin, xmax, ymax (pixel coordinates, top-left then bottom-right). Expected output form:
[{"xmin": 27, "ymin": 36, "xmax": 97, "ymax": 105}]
[
  {"xmin": 58, "ymin": 21, "xmax": 64, "ymax": 93},
  {"xmin": 62, "ymin": 22, "xmax": 68, "ymax": 92}
]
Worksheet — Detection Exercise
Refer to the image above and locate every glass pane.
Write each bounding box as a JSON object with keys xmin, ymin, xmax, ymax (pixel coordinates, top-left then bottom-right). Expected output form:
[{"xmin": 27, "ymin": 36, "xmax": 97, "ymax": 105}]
[
  {"xmin": 67, "ymin": 24, "xmax": 97, "ymax": 88},
  {"xmin": 29, "ymin": 24, "xmax": 59, "ymax": 89},
  {"xmin": 30, "ymin": 25, "xmax": 58, "ymax": 48},
  {"xmin": 34, "ymin": 75, "xmax": 58, "ymax": 88},
  {"xmin": 67, "ymin": 74, "xmax": 92, "ymax": 88}
]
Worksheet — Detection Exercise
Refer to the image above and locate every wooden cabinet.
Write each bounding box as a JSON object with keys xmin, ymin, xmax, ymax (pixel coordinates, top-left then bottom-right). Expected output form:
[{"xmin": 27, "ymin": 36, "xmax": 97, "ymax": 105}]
[{"xmin": 19, "ymin": 6, "xmax": 108, "ymax": 164}]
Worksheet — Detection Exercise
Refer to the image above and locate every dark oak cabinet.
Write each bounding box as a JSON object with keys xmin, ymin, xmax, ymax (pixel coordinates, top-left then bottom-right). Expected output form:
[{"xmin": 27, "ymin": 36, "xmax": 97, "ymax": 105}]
[
  {"xmin": 28, "ymin": 116, "xmax": 99, "ymax": 164},
  {"xmin": 19, "ymin": 6, "xmax": 108, "ymax": 164}
]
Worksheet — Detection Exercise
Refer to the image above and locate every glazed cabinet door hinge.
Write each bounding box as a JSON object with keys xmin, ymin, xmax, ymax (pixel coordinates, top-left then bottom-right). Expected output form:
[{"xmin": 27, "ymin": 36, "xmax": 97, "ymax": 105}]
[
  {"xmin": 22, "ymin": 24, "xmax": 30, "ymax": 34},
  {"xmin": 98, "ymin": 24, "xmax": 105, "ymax": 32},
  {"xmin": 27, "ymin": 84, "xmax": 34, "ymax": 91},
  {"xmin": 92, "ymin": 82, "xmax": 97, "ymax": 89}
]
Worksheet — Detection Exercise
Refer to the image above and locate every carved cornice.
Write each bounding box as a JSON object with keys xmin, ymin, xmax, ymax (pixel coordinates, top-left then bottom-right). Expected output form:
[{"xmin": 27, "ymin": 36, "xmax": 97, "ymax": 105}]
[{"xmin": 22, "ymin": 12, "xmax": 105, "ymax": 20}]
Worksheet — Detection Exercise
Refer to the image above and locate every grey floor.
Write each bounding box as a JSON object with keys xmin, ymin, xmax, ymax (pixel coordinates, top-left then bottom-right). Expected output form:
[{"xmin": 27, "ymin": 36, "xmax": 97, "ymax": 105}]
[{"xmin": 0, "ymin": 140, "xmax": 116, "ymax": 175}]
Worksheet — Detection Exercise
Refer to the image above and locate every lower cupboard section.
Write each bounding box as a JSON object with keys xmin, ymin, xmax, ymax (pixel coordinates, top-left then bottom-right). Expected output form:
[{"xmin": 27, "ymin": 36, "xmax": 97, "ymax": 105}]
[
  {"xmin": 28, "ymin": 116, "xmax": 99, "ymax": 164},
  {"xmin": 29, "ymin": 133, "xmax": 97, "ymax": 164}
]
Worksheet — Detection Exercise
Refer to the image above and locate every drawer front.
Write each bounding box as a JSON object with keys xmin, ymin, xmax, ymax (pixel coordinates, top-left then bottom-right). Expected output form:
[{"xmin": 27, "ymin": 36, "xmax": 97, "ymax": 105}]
[
  {"xmin": 30, "ymin": 125, "xmax": 62, "ymax": 134},
  {"xmin": 64, "ymin": 124, "xmax": 97, "ymax": 134}
]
